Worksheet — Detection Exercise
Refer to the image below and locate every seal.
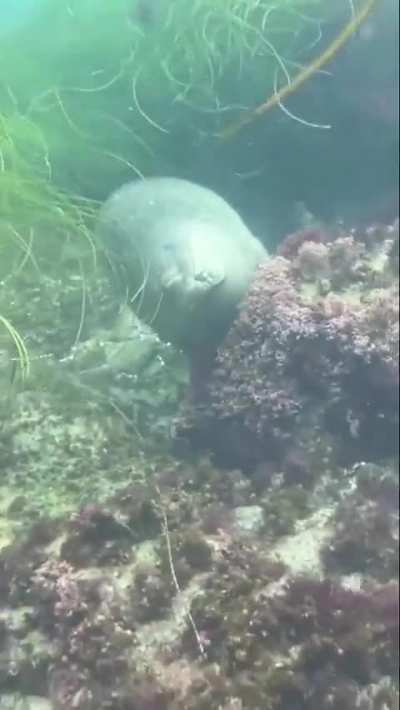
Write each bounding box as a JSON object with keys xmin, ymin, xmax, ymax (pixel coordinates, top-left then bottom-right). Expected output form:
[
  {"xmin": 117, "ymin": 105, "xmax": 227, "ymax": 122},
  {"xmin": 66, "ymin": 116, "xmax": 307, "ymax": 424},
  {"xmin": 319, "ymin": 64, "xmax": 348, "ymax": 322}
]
[{"xmin": 97, "ymin": 177, "xmax": 267, "ymax": 354}]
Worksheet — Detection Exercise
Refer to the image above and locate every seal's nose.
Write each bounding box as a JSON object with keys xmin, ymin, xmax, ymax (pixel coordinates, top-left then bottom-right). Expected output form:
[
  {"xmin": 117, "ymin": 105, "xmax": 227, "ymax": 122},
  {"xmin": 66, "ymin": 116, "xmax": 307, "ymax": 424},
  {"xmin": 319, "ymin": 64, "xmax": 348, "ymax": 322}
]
[
  {"xmin": 195, "ymin": 270, "xmax": 211, "ymax": 283},
  {"xmin": 195, "ymin": 270, "xmax": 225, "ymax": 288}
]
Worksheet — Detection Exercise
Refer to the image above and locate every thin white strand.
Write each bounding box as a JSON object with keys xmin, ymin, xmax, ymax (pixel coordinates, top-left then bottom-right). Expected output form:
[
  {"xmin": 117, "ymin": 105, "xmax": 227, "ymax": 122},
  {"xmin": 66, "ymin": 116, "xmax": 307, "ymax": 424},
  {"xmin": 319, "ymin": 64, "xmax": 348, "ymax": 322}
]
[{"xmin": 132, "ymin": 68, "xmax": 169, "ymax": 134}]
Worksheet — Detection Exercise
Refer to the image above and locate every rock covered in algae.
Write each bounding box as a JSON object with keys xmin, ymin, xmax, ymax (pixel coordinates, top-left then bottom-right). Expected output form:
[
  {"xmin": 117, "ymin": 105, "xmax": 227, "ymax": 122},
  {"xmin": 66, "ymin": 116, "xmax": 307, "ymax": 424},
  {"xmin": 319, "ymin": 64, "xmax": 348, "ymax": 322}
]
[
  {"xmin": 178, "ymin": 222, "xmax": 399, "ymax": 473},
  {"xmin": 0, "ymin": 453, "xmax": 397, "ymax": 709},
  {"xmin": 0, "ymin": 696, "xmax": 52, "ymax": 710}
]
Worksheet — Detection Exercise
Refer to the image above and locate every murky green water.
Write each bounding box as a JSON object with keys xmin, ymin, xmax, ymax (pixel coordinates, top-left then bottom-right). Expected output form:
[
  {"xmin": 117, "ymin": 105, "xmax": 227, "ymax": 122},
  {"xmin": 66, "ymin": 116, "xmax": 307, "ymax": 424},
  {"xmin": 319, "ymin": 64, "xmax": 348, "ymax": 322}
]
[{"xmin": 0, "ymin": 2, "xmax": 398, "ymax": 709}]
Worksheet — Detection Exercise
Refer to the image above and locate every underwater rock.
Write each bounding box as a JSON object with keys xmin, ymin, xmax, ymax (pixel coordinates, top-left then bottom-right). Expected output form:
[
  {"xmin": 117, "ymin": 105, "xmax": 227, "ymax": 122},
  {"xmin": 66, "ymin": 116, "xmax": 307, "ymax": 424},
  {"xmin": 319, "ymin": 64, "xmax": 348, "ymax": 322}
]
[
  {"xmin": 131, "ymin": 567, "xmax": 173, "ymax": 622},
  {"xmin": 231, "ymin": 505, "xmax": 265, "ymax": 536},
  {"xmin": 277, "ymin": 226, "xmax": 331, "ymax": 260},
  {"xmin": 97, "ymin": 177, "xmax": 267, "ymax": 353},
  {"xmin": 178, "ymin": 222, "xmax": 399, "ymax": 471},
  {"xmin": 321, "ymin": 461, "xmax": 399, "ymax": 582},
  {"xmin": 0, "ymin": 446, "xmax": 397, "ymax": 709},
  {"xmin": 0, "ymin": 697, "xmax": 52, "ymax": 710},
  {"xmin": 61, "ymin": 505, "xmax": 134, "ymax": 568}
]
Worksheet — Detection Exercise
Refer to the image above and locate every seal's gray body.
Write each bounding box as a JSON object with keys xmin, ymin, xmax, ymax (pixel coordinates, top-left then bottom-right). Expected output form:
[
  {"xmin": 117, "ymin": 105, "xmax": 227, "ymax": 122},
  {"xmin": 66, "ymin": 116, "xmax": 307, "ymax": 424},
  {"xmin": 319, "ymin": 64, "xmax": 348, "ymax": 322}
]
[{"xmin": 97, "ymin": 177, "xmax": 267, "ymax": 351}]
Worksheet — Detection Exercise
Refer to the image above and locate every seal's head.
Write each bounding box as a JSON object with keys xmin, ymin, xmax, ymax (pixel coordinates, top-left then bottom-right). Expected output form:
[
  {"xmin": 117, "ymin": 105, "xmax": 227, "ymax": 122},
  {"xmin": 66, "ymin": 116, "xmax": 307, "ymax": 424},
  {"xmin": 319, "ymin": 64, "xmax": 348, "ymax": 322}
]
[{"xmin": 97, "ymin": 177, "xmax": 267, "ymax": 352}]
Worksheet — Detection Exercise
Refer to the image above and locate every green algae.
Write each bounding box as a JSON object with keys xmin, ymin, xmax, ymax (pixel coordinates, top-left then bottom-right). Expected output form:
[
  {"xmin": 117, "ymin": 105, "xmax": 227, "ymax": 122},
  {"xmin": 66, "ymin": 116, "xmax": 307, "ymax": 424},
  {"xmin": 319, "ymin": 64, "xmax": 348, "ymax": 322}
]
[
  {"xmin": 0, "ymin": 0, "xmax": 332, "ymax": 376},
  {"xmin": 1, "ymin": 0, "xmax": 331, "ymax": 197}
]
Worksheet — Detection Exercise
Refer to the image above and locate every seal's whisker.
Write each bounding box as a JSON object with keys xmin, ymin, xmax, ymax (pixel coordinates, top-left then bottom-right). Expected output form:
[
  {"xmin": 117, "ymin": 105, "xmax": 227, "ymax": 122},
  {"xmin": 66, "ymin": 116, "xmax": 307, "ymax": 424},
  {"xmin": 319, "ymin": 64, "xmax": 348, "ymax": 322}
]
[
  {"xmin": 148, "ymin": 290, "xmax": 164, "ymax": 328},
  {"xmin": 138, "ymin": 258, "xmax": 152, "ymax": 317}
]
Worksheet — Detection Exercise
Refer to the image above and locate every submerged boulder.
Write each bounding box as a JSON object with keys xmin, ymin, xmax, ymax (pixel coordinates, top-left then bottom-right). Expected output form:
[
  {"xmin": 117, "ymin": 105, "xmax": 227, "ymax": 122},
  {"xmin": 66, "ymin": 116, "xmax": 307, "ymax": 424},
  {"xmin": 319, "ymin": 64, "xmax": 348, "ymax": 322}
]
[{"xmin": 178, "ymin": 222, "xmax": 399, "ymax": 471}]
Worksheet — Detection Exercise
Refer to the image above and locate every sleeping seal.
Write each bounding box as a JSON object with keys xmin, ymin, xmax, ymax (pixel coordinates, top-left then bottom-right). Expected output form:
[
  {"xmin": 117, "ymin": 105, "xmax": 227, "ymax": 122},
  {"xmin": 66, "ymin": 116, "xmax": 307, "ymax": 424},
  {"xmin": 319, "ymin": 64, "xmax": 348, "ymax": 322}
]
[{"xmin": 97, "ymin": 177, "xmax": 267, "ymax": 354}]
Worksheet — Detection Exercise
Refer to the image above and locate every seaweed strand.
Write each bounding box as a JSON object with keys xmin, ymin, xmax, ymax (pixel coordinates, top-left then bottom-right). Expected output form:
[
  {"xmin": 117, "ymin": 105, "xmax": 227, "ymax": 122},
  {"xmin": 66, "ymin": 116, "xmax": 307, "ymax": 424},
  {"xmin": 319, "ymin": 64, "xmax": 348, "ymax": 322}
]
[{"xmin": 220, "ymin": 0, "xmax": 381, "ymax": 140}]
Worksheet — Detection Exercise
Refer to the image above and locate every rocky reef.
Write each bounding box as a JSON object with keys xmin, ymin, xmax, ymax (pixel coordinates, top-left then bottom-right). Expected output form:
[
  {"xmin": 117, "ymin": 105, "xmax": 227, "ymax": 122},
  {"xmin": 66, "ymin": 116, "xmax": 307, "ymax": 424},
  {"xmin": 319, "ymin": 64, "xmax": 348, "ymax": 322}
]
[
  {"xmin": 178, "ymin": 222, "xmax": 399, "ymax": 474},
  {"xmin": 0, "ymin": 454, "xmax": 398, "ymax": 709},
  {"xmin": 0, "ymin": 269, "xmax": 186, "ymax": 528},
  {"xmin": 0, "ymin": 221, "xmax": 398, "ymax": 709}
]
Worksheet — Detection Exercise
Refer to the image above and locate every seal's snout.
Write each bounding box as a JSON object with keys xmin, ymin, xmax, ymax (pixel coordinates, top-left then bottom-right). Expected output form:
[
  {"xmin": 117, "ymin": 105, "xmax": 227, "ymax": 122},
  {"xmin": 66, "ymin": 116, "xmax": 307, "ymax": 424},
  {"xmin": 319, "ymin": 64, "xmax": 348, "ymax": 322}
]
[{"xmin": 194, "ymin": 270, "xmax": 224, "ymax": 287}]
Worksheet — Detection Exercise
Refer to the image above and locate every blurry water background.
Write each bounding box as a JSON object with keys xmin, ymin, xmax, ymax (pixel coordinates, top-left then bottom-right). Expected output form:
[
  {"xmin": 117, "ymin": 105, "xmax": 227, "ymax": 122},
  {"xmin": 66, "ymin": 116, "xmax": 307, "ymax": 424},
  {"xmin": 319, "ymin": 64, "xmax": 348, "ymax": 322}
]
[{"xmin": 0, "ymin": 1, "xmax": 398, "ymax": 707}]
